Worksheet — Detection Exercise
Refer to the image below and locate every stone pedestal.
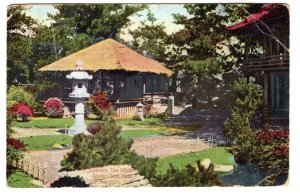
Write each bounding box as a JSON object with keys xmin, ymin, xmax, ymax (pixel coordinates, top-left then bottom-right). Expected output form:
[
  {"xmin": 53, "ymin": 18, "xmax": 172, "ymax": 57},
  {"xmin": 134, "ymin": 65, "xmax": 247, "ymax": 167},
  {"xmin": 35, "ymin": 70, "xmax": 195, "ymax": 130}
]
[
  {"xmin": 167, "ymin": 95, "xmax": 174, "ymax": 116},
  {"xmin": 68, "ymin": 99, "xmax": 89, "ymax": 135}
]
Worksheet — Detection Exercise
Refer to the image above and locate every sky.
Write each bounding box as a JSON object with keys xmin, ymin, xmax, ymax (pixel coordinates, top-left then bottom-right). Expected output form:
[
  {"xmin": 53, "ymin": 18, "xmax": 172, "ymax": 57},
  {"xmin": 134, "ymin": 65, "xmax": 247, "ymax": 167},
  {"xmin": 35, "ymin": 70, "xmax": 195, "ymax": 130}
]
[{"xmin": 24, "ymin": 4, "xmax": 190, "ymax": 41}]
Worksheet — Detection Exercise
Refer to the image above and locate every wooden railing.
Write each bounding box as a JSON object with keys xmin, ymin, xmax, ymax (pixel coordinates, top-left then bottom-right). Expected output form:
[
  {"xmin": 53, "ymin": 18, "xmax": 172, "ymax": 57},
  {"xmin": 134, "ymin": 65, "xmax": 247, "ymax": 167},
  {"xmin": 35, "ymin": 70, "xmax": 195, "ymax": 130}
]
[
  {"xmin": 114, "ymin": 101, "xmax": 139, "ymax": 117},
  {"xmin": 244, "ymin": 54, "xmax": 289, "ymax": 71},
  {"xmin": 12, "ymin": 153, "xmax": 48, "ymax": 184}
]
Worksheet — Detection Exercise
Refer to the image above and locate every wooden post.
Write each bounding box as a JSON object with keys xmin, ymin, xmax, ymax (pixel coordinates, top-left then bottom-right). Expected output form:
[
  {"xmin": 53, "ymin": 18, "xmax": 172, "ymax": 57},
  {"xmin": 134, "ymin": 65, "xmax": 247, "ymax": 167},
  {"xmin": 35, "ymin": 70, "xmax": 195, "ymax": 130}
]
[{"xmin": 263, "ymin": 72, "xmax": 270, "ymax": 124}]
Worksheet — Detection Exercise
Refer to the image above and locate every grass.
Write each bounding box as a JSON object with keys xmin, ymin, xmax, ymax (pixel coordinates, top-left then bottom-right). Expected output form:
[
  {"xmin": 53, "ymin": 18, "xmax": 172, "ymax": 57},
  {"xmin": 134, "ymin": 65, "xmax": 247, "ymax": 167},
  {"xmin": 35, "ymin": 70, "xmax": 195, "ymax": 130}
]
[
  {"xmin": 7, "ymin": 170, "xmax": 41, "ymax": 188},
  {"xmin": 119, "ymin": 130, "xmax": 169, "ymax": 139},
  {"xmin": 15, "ymin": 118, "xmax": 95, "ymax": 128},
  {"xmin": 14, "ymin": 117, "xmax": 165, "ymax": 128},
  {"xmin": 156, "ymin": 147, "xmax": 236, "ymax": 175},
  {"xmin": 19, "ymin": 135, "xmax": 73, "ymax": 151},
  {"xmin": 116, "ymin": 117, "xmax": 165, "ymax": 126}
]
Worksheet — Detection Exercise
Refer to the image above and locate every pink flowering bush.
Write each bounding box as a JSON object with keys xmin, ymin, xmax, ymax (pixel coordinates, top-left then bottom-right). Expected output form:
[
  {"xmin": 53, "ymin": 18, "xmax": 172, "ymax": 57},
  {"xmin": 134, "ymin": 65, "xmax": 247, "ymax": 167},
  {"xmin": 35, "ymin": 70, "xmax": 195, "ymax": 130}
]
[
  {"xmin": 43, "ymin": 98, "xmax": 64, "ymax": 118},
  {"xmin": 16, "ymin": 104, "xmax": 32, "ymax": 122}
]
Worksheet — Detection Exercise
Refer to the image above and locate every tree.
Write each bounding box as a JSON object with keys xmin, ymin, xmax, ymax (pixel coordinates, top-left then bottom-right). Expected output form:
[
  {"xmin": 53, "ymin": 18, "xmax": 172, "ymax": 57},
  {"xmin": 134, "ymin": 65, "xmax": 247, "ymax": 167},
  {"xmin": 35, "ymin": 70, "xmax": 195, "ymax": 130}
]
[
  {"xmin": 50, "ymin": 4, "xmax": 147, "ymax": 42},
  {"xmin": 7, "ymin": 5, "xmax": 36, "ymax": 85}
]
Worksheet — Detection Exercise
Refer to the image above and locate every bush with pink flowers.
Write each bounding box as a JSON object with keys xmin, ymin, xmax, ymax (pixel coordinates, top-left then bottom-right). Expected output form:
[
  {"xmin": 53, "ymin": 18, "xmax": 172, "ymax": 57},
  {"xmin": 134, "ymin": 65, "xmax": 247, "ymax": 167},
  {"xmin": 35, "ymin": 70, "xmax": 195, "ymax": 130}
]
[{"xmin": 43, "ymin": 98, "xmax": 64, "ymax": 118}]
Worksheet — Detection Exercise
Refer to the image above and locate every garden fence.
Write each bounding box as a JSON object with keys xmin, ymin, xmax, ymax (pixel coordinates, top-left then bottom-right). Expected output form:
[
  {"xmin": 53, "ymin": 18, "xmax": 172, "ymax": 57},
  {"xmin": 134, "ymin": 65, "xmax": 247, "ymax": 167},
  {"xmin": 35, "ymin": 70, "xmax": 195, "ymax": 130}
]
[{"xmin": 12, "ymin": 153, "xmax": 48, "ymax": 184}]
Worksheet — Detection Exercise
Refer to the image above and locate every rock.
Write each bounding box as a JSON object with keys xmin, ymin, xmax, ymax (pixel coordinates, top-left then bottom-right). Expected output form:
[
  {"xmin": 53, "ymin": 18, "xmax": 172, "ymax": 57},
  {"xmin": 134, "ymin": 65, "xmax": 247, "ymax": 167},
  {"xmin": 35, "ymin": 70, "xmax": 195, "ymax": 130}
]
[
  {"xmin": 31, "ymin": 179, "xmax": 43, "ymax": 186},
  {"xmin": 200, "ymin": 158, "xmax": 212, "ymax": 170},
  {"xmin": 53, "ymin": 143, "xmax": 63, "ymax": 149},
  {"xmin": 214, "ymin": 165, "xmax": 234, "ymax": 172}
]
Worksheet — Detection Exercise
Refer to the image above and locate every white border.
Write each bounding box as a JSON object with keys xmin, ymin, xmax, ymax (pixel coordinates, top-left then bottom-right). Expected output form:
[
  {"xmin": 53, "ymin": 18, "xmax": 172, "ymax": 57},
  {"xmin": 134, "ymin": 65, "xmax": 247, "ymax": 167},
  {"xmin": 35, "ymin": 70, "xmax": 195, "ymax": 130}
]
[{"xmin": 1, "ymin": 0, "xmax": 300, "ymax": 195}]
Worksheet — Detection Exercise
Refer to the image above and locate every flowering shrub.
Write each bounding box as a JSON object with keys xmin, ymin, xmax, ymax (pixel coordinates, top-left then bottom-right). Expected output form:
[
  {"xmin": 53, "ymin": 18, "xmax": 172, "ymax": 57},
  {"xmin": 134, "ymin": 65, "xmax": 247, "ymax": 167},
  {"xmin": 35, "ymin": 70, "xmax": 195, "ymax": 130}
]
[
  {"xmin": 43, "ymin": 98, "xmax": 64, "ymax": 118},
  {"xmin": 7, "ymin": 138, "xmax": 27, "ymax": 151},
  {"xmin": 87, "ymin": 91, "xmax": 114, "ymax": 120},
  {"xmin": 8, "ymin": 102, "xmax": 23, "ymax": 117},
  {"xmin": 7, "ymin": 138, "xmax": 27, "ymax": 172},
  {"xmin": 254, "ymin": 125, "xmax": 289, "ymax": 185},
  {"xmin": 90, "ymin": 91, "xmax": 112, "ymax": 111},
  {"xmin": 17, "ymin": 104, "xmax": 33, "ymax": 122}
]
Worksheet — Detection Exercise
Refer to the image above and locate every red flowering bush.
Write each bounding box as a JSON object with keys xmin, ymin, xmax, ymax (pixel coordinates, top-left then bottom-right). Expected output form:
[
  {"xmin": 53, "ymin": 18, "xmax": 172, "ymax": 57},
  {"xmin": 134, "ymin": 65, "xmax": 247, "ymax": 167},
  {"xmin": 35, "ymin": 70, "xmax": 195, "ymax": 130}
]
[
  {"xmin": 43, "ymin": 97, "xmax": 64, "ymax": 118},
  {"xmin": 87, "ymin": 91, "xmax": 114, "ymax": 120},
  {"xmin": 7, "ymin": 138, "xmax": 27, "ymax": 151},
  {"xmin": 7, "ymin": 138, "xmax": 27, "ymax": 171},
  {"xmin": 8, "ymin": 102, "xmax": 23, "ymax": 117},
  {"xmin": 254, "ymin": 126, "xmax": 289, "ymax": 185},
  {"xmin": 17, "ymin": 104, "xmax": 33, "ymax": 122}
]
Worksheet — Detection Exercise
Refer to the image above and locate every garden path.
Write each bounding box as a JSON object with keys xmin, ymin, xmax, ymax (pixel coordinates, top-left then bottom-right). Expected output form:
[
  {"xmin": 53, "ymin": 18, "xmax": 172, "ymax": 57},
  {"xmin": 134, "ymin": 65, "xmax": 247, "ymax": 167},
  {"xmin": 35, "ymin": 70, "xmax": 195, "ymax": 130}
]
[
  {"xmin": 165, "ymin": 108, "xmax": 230, "ymax": 144},
  {"xmin": 131, "ymin": 135, "xmax": 211, "ymax": 158},
  {"xmin": 26, "ymin": 149, "xmax": 71, "ymax": 186},
  {"xmin": 12, "ymin": 127, "xmax": 64, "ymax": 138}
]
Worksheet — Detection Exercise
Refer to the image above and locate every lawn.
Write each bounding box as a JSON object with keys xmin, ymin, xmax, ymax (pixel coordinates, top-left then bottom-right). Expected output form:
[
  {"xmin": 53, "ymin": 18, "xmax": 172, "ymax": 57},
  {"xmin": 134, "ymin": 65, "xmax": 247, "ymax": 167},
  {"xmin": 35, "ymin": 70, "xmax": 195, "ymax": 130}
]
[
  {"xmin": 19, "ymin": 135, "xmax": 73, "ymax": 151},
  {"xmin": 156, "ymin": 147, "xmax": 236, "ymax": 175},
  {"xmin": 119, "ymin": 130, "xmax": 169, "ymax": 139},
  {"xmin": 14, "ymin": 118, "xmax": 95, "ymax": 128},
  {"xmin": 7, "ymin": 171, "xmax": 41, "ymax": 188},
  {"xmin": 14, "ymin": 117, "xmax": 165, "ymax": 128}
]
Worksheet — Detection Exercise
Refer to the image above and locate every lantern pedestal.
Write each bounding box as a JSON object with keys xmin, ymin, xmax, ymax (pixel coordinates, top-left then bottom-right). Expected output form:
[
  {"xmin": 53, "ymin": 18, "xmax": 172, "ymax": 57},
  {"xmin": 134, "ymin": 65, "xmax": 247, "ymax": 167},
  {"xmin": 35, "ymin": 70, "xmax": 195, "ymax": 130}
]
[{"xmin": 68, "ymin": 99, "xmax": 89, "ymax": 135}]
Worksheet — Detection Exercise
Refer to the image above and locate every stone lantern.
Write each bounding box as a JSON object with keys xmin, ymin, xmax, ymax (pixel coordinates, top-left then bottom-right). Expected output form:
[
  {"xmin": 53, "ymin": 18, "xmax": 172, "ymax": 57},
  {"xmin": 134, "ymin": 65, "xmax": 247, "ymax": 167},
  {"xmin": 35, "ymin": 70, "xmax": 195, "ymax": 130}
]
[
  {"xmin": 66, "ymin": 60, "xmax": 93, "ymax": 135},
  {"xmin": 136, "ymin": 102, "xmax": 144, "ymax": 121}
]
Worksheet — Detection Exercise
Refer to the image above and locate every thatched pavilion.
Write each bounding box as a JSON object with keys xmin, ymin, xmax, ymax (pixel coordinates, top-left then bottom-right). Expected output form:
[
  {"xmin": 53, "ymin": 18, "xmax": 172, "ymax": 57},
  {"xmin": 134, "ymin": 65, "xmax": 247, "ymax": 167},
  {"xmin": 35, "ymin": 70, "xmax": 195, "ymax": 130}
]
[{"xmin": 39, "ymin": 38, "xmax": 172, "ymax": 117}]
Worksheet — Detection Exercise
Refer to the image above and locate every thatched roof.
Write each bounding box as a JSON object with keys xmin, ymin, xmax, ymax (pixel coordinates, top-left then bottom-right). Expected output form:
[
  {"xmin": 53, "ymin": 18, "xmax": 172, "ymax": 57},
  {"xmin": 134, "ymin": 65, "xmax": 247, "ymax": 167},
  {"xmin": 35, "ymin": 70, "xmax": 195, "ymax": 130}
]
[{"xmin": 39, "ymin": 38, "xmax": 172, "ymax": 76}]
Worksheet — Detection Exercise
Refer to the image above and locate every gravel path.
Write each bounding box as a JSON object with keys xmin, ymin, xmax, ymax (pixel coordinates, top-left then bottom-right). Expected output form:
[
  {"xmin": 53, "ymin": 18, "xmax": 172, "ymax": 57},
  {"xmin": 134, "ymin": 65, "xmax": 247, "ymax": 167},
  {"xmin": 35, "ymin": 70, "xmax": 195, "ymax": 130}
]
[{"xmin": 12, "ymin": 127, "xmax": 64, "ymax": 138}]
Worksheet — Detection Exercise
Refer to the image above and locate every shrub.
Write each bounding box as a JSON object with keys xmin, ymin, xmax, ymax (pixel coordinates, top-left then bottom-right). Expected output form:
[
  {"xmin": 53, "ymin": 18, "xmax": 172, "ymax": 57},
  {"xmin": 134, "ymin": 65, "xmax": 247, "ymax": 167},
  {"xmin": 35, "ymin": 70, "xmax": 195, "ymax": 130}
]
[
  {"xmin": 254, "ymin": 125, "xmax": 289, "ymax": 186},
  {"xmin": 152, "ymin": 161, "xmax": 224, "ymax": 187},
  {"xmin": 43, "ymin": 98, "xmax": 64, "ymax": 118},
  {"xmin": 7, "ymin": 138, "xmax": 27, "ymax": 172},
  {"xmin": 87, "ymin": 91, "xmax": 114, "ymax": 120},
  {"xmin": 7, "ymin": 85, "xmax": 37, "ymax": 110},
  {"xmin": 50, "ymin": 176, "xmax": 89, "ymax": 187},
  {"xmin": 224, "ymin": 77, "xmax": 262, "ymax": 163},
  {"xmin": 8, "ymin": 102, "xmax": 23, "ymax": 117},
  {"xmin": 17, "ymin": 104, "xmax": 33, "ymax": 122}
]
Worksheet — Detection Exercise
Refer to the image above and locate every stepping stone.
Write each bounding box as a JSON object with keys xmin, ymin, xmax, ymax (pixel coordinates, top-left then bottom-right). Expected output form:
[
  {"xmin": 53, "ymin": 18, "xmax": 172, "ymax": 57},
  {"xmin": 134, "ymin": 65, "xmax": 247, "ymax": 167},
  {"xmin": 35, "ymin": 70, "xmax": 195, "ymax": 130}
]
[{"xmin": 214, "ymin": 165, "xmax": 234, "ymax": 172}]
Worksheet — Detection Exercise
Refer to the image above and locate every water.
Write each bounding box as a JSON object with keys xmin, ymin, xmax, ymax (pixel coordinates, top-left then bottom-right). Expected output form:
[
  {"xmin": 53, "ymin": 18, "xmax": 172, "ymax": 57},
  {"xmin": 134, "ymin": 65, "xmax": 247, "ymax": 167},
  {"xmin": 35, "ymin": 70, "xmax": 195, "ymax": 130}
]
[{"xmin": 219, "ymin": 163, "xmax": 288, "ymax": 186}]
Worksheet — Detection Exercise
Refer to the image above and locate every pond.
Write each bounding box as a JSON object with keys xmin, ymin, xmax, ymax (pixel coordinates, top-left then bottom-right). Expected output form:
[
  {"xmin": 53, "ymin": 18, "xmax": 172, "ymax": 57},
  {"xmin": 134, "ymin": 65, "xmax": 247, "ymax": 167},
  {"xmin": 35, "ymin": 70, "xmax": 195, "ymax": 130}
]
[{"xmin": 219, "ymin": 163, "xmax": 288, "ymax": 186}]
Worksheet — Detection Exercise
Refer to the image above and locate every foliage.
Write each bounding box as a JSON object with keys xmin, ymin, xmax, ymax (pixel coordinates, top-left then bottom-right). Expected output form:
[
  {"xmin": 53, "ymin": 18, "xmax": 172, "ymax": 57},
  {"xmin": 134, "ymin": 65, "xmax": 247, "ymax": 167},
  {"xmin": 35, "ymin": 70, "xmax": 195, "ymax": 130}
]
[
  {"xmin": 156, "ymin": 147, "xmax": 236, "ymax": 175},
  {"xmin": 152, "ymin": 161, "xmax": 224, "ymax": 187},
  {"xmin": 17, "ymin": 104, "xmax": 33, "ymax": 122},
  {"xmin": 51, "ymin": 176, "xmax": 89, "ymax": 187},
  {"xmin": 8, "ymin": 102, "xmax": 23, "ymax": 117},
  {"xmin": 7, "ymin": 5, "xmax": 36, "ymax": 85},
  {"xmin": 7, "ymin": 170, "xmax": 41, "ymax": 188},
  {"xmin": 19, "ymin": 135, "xmax": 72, "ymax": 151},
  {"xmin": 61, "ymin": 120, "xmax": 130, "ymax": 170},
  {"xmin": 7, "ymin": 112, "xmax": 15, "ymax": 137},
  {"xmin": 7, "ymin": 138, "xmax": 27, "ymax": 171},
  {"xmin": 87, "ymin": 91, "xmax": 115, "ymax": 120},
  {"xmin": 7, "ymin": 85, "xmax": 38, "ymax": 110},
  {"xmin": 43, "ymin": 97, "xmax": 64, "ymax": 118},
  {"xmin": 224, "ymin": 78, "xmax": 262, "ymax": 163},
  {"xmin": 50, "ymin": 4, "xmax": 146, "ymax": 41},
  {"xmin": 254, "ymin": 125, "xmax": 289, "ymax": 186}
]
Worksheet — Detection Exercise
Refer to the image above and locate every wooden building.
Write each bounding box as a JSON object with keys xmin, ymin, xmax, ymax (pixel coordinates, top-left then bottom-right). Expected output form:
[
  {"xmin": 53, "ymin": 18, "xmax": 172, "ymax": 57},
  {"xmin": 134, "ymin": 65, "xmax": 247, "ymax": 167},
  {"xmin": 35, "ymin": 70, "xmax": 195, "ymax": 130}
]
[
  {"xmin": 227, "ymin": 4, "xmax": 289, "ymax": 127},
  {"xmin": 38, "ymin": 38, "xmax": 172, "ymax": 117}
]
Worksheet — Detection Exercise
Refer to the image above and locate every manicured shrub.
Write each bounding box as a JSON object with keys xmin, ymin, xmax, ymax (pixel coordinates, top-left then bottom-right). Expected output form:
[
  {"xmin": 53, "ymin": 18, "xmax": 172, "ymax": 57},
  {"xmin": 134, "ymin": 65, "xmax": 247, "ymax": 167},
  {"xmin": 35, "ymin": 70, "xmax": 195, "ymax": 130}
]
[
  {"xmin": 7, "ymin": 85, "xmax": 37, "ymax": 110},
  {"xmin": 50, "ymin": 176, "xmax": 89, "ymax": 187},
  {"xmin": 43, "ymin": 97, "xmax": 64, "ymax": 118},
  {"xmin": 87, "ymin": 91, "xmax": 114, "ymax": 120},
  {"xmin": 17, "ymin": 104, "xmax": 33, "ymax": 122},
  {"xmin": 8, "ymin": 102, "xmax": 23, "ymax": 117}
]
